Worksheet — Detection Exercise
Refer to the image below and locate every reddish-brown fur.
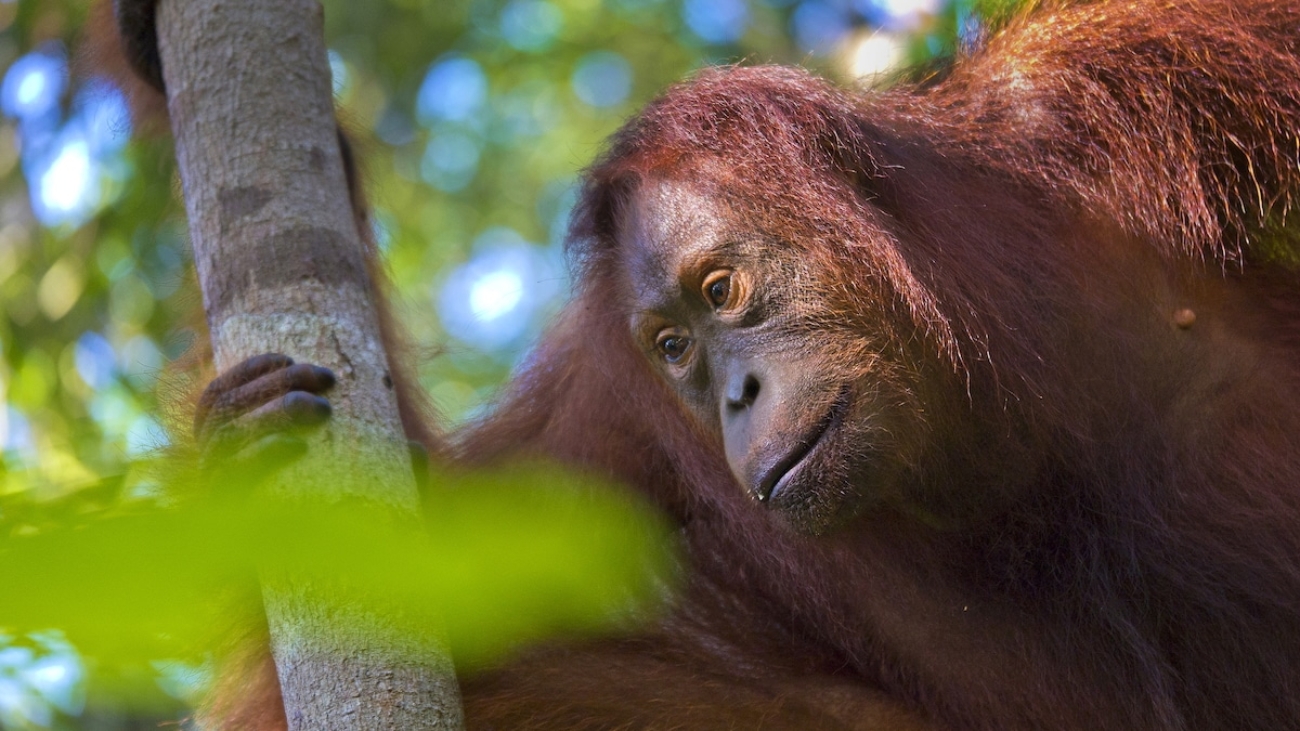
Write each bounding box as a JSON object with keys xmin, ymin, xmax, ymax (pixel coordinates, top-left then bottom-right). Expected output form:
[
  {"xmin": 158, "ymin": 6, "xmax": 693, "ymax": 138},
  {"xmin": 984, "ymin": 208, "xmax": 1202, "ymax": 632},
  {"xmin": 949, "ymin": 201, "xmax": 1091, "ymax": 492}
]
[{"xmin": 91, "ymin": 0, "xmax": 1300, "ymax": 729}]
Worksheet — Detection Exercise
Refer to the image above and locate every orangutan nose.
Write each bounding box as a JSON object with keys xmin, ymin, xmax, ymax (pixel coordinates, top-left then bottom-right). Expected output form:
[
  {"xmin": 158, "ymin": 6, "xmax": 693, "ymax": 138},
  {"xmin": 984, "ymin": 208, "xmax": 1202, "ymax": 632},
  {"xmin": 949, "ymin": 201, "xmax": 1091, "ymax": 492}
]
[{"xmin": 725, "ymin": 371, "xmax": 761, "ymax": 413}]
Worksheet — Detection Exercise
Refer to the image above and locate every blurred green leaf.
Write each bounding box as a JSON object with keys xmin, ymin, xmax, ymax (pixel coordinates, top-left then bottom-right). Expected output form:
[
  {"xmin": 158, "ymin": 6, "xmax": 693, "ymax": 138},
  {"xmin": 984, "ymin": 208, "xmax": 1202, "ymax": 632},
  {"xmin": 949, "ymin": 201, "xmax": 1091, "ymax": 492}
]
[{"xmin": 0, "ymin": 461, "xmax": 677, "ymax": 681}]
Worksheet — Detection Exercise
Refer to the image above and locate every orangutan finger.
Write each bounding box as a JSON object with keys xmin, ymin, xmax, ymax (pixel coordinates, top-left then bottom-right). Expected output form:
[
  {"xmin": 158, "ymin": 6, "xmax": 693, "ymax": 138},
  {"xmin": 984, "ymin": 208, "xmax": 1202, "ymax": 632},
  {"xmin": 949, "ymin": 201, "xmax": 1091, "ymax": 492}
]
[
  {"xmin": 195, "ymin": 353, "xmax": 295, "ymax": 434},
  {"xmin": 196, "ymin": 363, "xmax": 335, "ymax": 442}
]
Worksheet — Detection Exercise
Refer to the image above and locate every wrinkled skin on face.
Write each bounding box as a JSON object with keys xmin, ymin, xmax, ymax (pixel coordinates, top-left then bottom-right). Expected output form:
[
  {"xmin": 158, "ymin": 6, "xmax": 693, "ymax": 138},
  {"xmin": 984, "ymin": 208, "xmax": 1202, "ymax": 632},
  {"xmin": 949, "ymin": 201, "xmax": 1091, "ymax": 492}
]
[{"xmin": 618, "ymin": 178, "xmax": 948, "ymax": 534}]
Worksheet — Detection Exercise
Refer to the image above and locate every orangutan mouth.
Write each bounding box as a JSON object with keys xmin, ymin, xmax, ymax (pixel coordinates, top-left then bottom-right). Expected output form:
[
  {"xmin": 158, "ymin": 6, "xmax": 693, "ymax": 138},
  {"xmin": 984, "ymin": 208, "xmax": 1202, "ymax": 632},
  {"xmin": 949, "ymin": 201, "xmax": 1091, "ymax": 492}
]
[{"xmin": 758, "ymin": 386, "xmax": 852, "ymax": 503}]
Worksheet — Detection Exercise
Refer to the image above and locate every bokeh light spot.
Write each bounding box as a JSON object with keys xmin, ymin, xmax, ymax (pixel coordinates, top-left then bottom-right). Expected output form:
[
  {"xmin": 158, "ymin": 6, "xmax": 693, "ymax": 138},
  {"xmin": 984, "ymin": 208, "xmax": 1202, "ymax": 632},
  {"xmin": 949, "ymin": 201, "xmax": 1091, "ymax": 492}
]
[
  {"xmin": 792, "ymin": 1, "xmax": 852, "ymax": 54},
  {"xmin": 438, "ymin": 228, "xmax": 564, "ymax": 351},
  {"xmin": 571, "ymin": 52, "xmax": 632, "ymax": 108},
  {"xmin": 40, "ymin": 141, "xmax": 91, "ymax": 211},
  {"xmin": 849, "ymin": 31, "xmax": 906, "ymax": 79},
  {"xmin": 75, "ymin": 332, "xmax": 116, "ymax": 390},
  {"xmin": 37, "ymin": 255, "xmax": 84, "ymax": 321},
  {"xmin": 14, "ymin": 634, "xmax": 84, "ymax": 718},
  {"xmin": 880, "ymin": 0, "xmax": 940, "ymax": 10},
  {"xmin": 32, "ymin": 132, "xmax": 100, "ymax": 228},
  {"xmin": 74, "ymin": 82, "xmax": 131, "ymax": 155},
  {"xmin": 417, "ymin": 56, "xmax": 488, "ymax": 124},
  {"xmin": 328, "ymin": 49, "xmax": 349, "ymax": 98},
  {"xmin": 422, "ymin": 131, "xmax": 481, "ymax": 192},
  {"xmin": 500, "ymin": 0, "xmax": 563, "ymax": 52},
  {"xmin": 152, "ymin": 660, "xmax": 211, "ymax": 704},
  {"xmin": 0, "ymin": 49, "xmax": 65, "ymax": 121},
  {"xmin": 470, "ymin": 270, "xmax": 525, "ymax": 322},
  {"xmin": 121, "ymin": 335, "xmax": 164, "ymax": 389},
  {"xmin": 1, "ymin": 407, "xmax": 33, "ymax": 457},
  {"xmin": 126, "ymin": 415, "xmax": 168, "ymax": 456},
  {"xmin": 862, "ymin": 0, "xmax": 942, "ymax": 30},
  {"xmin": 683, "ymin": 0, "xmax": 749, "ymax": 44}
]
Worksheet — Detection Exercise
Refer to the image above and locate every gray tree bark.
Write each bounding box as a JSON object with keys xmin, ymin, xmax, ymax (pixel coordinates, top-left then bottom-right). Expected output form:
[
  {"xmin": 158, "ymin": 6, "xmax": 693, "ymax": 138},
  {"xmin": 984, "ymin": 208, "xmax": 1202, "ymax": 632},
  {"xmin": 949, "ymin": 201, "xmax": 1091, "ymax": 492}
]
[{"xmin": 153, "ymin": 0, "xmax": 463, "ymax": 727}]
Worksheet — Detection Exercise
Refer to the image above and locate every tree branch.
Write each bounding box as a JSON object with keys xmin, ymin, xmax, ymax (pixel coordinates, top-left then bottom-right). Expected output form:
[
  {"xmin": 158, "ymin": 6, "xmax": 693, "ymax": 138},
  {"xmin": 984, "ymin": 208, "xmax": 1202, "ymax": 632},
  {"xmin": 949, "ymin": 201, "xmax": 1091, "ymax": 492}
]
[{"xmin": 153, "ymin": 0, "xmax": 463, "ymax": 727}]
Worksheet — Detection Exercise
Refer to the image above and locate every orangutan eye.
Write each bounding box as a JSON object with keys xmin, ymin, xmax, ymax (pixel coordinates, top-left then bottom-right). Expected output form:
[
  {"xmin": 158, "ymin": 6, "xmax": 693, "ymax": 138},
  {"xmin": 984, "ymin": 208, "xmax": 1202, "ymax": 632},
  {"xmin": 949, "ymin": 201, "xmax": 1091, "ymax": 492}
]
[
  {"xmin": 703, "ymin": 271, "xmax": 733, "ymax": 309},
  {"xmin": 656, "ymin": 331, "xmax": 693, "ymax": 365}
]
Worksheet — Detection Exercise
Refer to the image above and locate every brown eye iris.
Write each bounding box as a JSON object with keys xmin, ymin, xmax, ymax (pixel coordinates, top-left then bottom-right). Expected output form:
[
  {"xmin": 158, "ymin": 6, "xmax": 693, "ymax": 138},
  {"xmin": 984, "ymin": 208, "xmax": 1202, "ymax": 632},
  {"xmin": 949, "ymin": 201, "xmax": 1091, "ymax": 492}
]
[
  {"xmin": 657, "ymin": 333, "xmax": 692, "ymax": 364},
  {"xmin": 704, "ymin": 271, "xmax": 732, "ymax": 309}
]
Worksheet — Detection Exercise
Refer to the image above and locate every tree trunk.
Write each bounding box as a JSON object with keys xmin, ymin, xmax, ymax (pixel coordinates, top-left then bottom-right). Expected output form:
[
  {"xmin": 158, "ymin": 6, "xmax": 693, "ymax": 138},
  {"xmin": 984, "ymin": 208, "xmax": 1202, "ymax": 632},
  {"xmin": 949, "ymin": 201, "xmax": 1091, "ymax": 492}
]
[{"xmin": 153, "ymin": 0, "xmax": 463, "ymax": 727}]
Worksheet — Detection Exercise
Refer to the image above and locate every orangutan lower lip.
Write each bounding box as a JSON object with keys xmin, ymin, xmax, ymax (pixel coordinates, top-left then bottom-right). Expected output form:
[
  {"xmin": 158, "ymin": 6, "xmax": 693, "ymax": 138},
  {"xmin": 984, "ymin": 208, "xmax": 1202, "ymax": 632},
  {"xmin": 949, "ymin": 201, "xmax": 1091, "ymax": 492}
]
[{"xmin": 757, "ymin": 386, "xmax": 851, "ymax": 503}]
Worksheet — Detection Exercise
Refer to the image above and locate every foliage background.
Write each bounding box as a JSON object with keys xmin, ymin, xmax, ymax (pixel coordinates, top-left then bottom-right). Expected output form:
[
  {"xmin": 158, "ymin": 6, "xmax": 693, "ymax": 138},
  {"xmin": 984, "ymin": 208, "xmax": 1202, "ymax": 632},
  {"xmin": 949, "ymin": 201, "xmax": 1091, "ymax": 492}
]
[{"xmin": 0, "ymin": 0, "xmax": 985, "ymax": 726}]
